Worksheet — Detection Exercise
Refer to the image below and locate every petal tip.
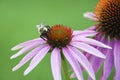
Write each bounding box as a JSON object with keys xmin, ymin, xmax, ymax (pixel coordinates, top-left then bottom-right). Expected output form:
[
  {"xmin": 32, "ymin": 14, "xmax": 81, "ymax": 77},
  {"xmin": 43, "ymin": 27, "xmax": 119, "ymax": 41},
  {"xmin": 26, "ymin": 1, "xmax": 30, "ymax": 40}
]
[
  {"xmin": 12, "ymin": 67, "xmax": 17, "ymax": 71},
  {"xmin": 83, "ymin": 12, "xmax": 98, "ymax": 21},
  {"xmin": 102, "ymin": 55, "xmax": 106, "ymax": 59},
  {"xmin": 70, "ymin": 73, "xmax": 76, "ymax": 79},
  {"xmin": 10, "ymin": 56, "xmax": 14, "ymax": 59},
  {"xmin": 24, "ymin": 67, "xmax": 31, "ymax": 76},
  {"xmin": 10, "ymin": 55, "xmax": 16, "ymax": 59},
  {"xmin": 83, "ymin": 12, "xmax": 94, "ymax": 18},
  {"xmin": 24, "ymin": 73, "xmax": 27, "ymax": 76},
  {"xmin": 24, "ymin": 70, "xmax": 29, "ymax": 76},
  {"xmin": 102, "ymin": 45, "xmax": 112, "ymax": 49},
  {"xmin": 108, "ymin": 46, "xmax": 112, "ymax": 49},
  {"xmin": 11, "ymin": 47, "xmax": 16, "ymax": 51},
  {"xmin": 11, "ymin": 46, "xmax": 20, "ymax": 50}
]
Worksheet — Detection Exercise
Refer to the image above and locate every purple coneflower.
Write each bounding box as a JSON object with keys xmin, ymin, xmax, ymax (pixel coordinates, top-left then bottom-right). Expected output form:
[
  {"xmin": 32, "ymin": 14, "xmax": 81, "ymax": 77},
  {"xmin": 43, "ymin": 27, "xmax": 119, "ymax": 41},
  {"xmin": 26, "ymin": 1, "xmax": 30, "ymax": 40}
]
[
  {"xmin": 11, "ymin": 23, "xmax": 111, "ymax": 80},
  {"xmin": 84, "ymin": 0, "xmax": 120, "ymax": 80}
]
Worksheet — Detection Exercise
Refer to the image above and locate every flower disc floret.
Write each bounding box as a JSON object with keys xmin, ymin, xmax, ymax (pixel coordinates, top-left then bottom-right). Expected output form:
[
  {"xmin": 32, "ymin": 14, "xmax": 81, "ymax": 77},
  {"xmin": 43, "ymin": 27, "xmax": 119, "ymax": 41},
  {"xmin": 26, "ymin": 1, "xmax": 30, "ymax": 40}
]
[
  {"xmin": 47, "ymin": 25, "xmax": 73, "ymax": 48},
  {"xmin": 95, "ymin": 0, "xmax": 120, "ymax": 39}
]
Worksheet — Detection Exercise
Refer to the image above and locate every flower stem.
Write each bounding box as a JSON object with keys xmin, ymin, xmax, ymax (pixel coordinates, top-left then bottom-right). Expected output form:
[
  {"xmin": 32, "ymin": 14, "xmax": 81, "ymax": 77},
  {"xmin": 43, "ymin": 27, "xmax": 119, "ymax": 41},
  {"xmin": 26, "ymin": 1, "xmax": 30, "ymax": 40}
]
[{"xmin": 61, "ymin": 54, "xmax": 70, "ymax": 80}]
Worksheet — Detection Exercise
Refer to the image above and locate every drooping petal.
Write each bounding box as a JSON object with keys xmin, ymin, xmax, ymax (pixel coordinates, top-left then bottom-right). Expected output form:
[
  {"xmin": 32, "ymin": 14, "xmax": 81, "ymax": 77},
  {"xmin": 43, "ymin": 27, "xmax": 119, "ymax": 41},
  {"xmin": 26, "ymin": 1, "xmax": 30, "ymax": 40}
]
[
  {"xmin": 67, "ymin": 46, "xmax": 95, "ymax": 80},
  {"xmin": 72, "ymin": 36, "xmax": 111, "ymax": 49},
  {"xmin": 51, "ymin": 48, "xmax": 61, "ymax": 80},
  {"xmin": 88, "ymin": 48, "xmax": 103, "ymax": 80},
  {"xmin": 12, "ymin": 44, "xmax": 48, "ymax": 71},
  {"xmin": 24, "ymin": 45, "xmax": 50, "ymax": 75},
  {"xmin": 88, "ymin": 36, "xmax": 108, "ymax": 80},
  {"xmin": 114, "ymin": 40, "xmax": 120, "ymax": 80},
  {"xmin": 70, "ymin": 42, "xmax": 106, "ymax": 59},
  {"xmin": 73, "ymin": 30, "xmax": 97, "ymax": 37},
  {"xmin": 62, "ymin": 47, "xmax": 83, "ymax": 80},
  {"xmin": 11, "ymin": 38, "xmax": 45, "ymax": 50},
  {"xmin": 83, "ymin": 12, "xmax": 98, "ymax": 21},
  {"xmin": 101, "ymin": 39, "xmax": 114, "ymax": 80},
  {"xmin": 10, "ymin": 42, "xmax": 42, "ymax": 59}
]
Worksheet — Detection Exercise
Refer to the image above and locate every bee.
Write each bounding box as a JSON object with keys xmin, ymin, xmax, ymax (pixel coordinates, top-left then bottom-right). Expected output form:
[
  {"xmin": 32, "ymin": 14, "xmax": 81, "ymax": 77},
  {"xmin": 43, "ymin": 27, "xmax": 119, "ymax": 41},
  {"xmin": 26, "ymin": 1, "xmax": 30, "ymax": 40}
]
[{"xmin": 36, "ymin": 22, "xmax": 51, "ymax": 40}]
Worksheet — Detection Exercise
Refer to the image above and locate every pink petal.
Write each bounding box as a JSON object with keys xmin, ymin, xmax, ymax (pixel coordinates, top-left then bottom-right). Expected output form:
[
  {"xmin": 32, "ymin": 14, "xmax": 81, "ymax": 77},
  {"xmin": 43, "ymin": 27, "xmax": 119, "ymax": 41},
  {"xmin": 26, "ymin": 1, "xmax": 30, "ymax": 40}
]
[
  {"xmin": 73, "ymin": 30, "xmax": 83, "ymax": 35},
  {"xmin": 73, "ymin": 30, "xmax": 97, "ymax": 37},
  {"xmin": 12, "ymin": 44, "xmax": 47, "ymax": 71},
  {"xmin": 88, "ymin": 36, "xmax": 109, "ymax": 80},
  {"xmin": 88, "ymin": 52, "xmax": 103, "ymax": 80},
  {"xmin": 67, "ymin": 46, "xmax": 95, "ymax": 80},
  {"xmin": 101, "ymin": 39, "xmax": 114, "ymax": 80},
  {"xmin": 24, "ymin": 45, "xmax": 50, "ymax": 75},
  {"xmin": 83, "ymin": 12, "xmax": 98, "ymax": 21},
  {"xmin": 11, "ymin": 38, "xmax": 45, "ymax": 50},
  {"xmin": 72, "ymin": 37, "xmax": 111, "ymax": 49},
  {"xmin": 62, "ymin": 47, "xmax": 83, "ymax": 80},
  {"xmin": 10, "ymin": 42, "xmax": 41, "ymax": 59},
  {"xmin": 51, "ymin": 48, "xmax": 61, "ymax": 80},
  {"xmin": 114, "ymin": 40, "xmax": 120, "ymax": 80},
  {"xmin": 70, "ymin": 42, "xmax": 106, "ymax": 59}
]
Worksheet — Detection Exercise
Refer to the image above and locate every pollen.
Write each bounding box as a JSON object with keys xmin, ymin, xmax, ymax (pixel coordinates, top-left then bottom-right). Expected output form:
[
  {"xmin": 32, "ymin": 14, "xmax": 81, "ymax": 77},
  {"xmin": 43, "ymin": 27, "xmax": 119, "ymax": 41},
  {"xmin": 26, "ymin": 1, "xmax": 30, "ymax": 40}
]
[
  {"xmin": 46, "ymin": 25, "xmax": 73, "ymax": 48},
  {"xmin": 95, "ymin": 0, "xmax": 120, "ymax": 39}
]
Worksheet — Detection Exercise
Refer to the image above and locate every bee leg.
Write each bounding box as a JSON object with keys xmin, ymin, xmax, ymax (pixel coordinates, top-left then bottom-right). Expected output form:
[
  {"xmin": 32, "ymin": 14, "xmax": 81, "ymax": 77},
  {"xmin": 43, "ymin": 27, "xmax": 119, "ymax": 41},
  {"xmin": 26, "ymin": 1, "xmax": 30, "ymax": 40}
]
[{"xmin": 40, "ymin": 35, "xmax": 46, "ymax": 40}]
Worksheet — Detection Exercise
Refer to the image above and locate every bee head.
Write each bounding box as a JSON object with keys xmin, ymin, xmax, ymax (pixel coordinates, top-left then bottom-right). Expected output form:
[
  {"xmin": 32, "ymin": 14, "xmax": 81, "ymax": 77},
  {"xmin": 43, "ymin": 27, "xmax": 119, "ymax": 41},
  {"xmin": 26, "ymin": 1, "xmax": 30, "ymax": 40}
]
[{"xmin": 36, "ymin": 22, "xmax": 48, "ymax": 34}]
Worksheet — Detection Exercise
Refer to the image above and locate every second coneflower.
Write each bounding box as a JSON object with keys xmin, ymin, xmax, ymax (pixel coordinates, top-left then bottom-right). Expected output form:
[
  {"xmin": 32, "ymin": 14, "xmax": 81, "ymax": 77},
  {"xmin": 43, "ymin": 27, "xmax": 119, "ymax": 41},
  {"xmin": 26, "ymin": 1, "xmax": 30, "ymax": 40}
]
[
  {"xmin": 11, "ymin": 23, "xmax": 110, "ymax": 80},
  {"xmin": 84, "ymin": 0, "xmax": 120, "ymax": 80}
]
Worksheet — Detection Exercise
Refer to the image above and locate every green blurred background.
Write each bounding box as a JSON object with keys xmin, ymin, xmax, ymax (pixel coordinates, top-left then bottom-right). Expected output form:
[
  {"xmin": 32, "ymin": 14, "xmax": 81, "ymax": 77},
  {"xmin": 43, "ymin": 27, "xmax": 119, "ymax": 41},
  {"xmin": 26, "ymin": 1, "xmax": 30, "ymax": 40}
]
[{"xmin": 0, "ymin": 0, "xmax": 113, "ymax": 80}]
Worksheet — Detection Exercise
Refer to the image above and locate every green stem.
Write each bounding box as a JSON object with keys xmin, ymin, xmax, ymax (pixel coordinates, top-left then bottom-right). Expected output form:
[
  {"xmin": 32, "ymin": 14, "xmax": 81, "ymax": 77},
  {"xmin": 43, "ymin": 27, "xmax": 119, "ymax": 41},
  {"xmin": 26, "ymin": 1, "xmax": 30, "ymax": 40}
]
[{"xmin": 61, "ymin": 54, "xmax": 70, "ymax": 80}]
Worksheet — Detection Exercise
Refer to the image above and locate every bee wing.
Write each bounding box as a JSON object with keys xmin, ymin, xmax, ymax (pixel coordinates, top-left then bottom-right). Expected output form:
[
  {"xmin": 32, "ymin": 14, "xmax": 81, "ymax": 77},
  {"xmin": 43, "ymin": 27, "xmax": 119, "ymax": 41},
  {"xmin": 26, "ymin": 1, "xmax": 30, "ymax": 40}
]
[
  {"xmin": 40, "ymin": 22, "xmax": 45, "ymax": 27},
  {"xmin": 36, "ymin": 22, "xmax": 45, "ymax": 28}
]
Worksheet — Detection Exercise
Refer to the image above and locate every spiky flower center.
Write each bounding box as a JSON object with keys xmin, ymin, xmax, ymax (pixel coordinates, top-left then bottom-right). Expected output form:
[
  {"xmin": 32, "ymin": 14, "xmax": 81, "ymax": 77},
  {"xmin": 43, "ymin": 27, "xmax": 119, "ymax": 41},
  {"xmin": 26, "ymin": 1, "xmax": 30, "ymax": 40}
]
[
  {"xmin": 47, "ymin": 25, "xmax": 73, "ymax": 48},
  {"xmin": 95, "ymin": 0, "xmax": 120, "ymax": 39}
]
